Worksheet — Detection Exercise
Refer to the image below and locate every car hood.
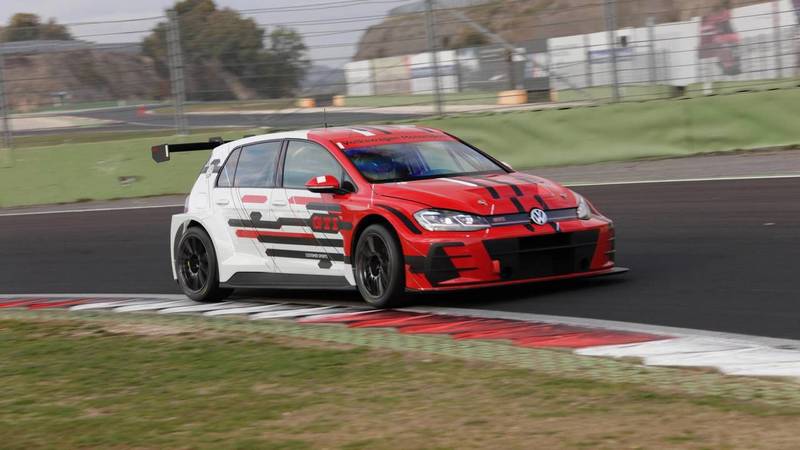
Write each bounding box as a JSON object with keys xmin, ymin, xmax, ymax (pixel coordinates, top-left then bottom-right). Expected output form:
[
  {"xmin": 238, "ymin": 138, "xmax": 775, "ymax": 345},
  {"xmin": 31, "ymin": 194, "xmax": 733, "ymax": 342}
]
[{"xmin": 372, "ymin": 172, "xmax": 578, "ymax": 215}]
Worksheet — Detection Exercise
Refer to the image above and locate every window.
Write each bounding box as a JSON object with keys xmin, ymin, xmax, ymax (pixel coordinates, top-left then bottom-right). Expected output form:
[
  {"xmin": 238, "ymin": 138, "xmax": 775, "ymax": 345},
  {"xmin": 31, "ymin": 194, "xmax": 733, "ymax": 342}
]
[
  {"xmin": 216, "ymin": 148, "xmax": 241, "ymax": 188},
  {"xmin": 233, "ymin": 141, "xmax": 282, "ymax": 188},
  {"xmin": 343, "ymin": 140, "xmax": 504, "ymax": 183},
  {"xmin": 282, "ymin": 141, "xmax": 345, "ymax": 189}
]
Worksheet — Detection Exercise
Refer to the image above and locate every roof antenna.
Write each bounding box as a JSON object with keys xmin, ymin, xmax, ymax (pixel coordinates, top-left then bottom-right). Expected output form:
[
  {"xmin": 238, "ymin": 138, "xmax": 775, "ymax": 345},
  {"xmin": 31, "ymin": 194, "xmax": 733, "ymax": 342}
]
[{"xmin": 323, "ymin": 107, "xmax": 329, "ymax": 128}]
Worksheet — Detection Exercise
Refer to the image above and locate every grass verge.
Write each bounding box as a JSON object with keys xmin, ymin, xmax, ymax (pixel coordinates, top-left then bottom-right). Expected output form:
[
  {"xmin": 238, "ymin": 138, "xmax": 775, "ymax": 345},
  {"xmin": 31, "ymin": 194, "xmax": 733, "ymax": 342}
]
[
  {"xmin": 418, "ymin": 88, "xmax": 800, "ymax": 168},
  {"xmin": 2, "ymin": 311, "xmax": 799, "ymax": 450},
  {"xmin": 1, "ymin": 88, "xmax": 799, "ymax": 208},
  {"xmin": 0, "ymin": 127, "xmax": 262, "ymax": 208}
]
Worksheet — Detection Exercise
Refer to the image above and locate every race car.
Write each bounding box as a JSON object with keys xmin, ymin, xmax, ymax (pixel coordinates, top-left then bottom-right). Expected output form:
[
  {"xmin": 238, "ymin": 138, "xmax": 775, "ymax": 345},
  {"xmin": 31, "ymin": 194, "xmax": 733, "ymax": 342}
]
[{"xmin": 152, "ymin": 125, "xmax": 626, "ymax": 307}]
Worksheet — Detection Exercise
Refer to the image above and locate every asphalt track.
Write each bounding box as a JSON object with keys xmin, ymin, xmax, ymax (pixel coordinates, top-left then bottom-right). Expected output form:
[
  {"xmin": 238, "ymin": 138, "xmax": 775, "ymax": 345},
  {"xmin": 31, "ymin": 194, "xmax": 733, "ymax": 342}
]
[{"xmin": 1, "ymin": 177, "xmax": 799, "ymax": 339}]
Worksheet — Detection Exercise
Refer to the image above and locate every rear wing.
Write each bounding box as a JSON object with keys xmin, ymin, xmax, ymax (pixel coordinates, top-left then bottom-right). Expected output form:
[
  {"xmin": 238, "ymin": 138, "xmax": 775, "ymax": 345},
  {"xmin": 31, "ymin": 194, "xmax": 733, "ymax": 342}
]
[{"xmin": 151, "ymin": 137, "xmax": 231, "ymax": 163}]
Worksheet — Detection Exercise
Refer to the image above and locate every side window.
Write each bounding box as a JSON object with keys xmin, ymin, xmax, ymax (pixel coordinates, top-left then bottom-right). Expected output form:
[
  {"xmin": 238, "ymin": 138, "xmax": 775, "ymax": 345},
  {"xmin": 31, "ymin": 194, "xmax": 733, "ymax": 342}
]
[
  {"xmin": 234, "ymin": 141, "xmax": 282, "ymax": 188},
  {"xmin": 283, "ymin": 141, "xmax": 346, "ymax": 189},
  {"xmin": 216, "ymin": 148, "xmax": 241, "ymax": 188}
]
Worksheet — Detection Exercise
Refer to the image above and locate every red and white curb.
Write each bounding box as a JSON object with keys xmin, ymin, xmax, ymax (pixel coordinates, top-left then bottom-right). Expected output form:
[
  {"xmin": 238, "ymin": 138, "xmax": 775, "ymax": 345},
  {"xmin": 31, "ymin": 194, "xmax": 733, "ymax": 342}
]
[{"xmin": 3, "ymin": 295, "xmax": 800, "ymax": 380}]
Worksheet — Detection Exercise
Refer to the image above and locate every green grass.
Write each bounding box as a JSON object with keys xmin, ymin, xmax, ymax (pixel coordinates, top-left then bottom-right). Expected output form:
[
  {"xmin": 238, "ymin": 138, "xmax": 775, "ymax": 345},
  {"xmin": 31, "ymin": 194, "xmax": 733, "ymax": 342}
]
[
  {"xmin": 14, "ymin": 100, "xmax": 159, "ymax": 114},
  {"xmin": 2, "ymin": 88, "xmax": 799, "ymax": 208},
  {"xmin": 342, "ymin": 91, "xmax": 501, "ymax": 108},
  {"xmin": 1, "ymin": 314, "xmax": 797, "ymax": 449},
  {"xmin": 553, "ymin": 84, "xmax": 674, "ymax": 103},
  {"xmin": 418, "ymin": 88, "xmax": 800, "ymax": 168},
  {"xmin": 0, "ymin": 128, "xmax": 263, "ymax": 208}
]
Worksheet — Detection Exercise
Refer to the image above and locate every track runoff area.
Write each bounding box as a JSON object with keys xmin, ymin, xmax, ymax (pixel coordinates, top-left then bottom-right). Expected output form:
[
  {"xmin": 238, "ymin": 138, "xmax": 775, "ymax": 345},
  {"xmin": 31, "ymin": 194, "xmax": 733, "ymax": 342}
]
[{"xmin": 2, "ymin": 174, "xmax": 800, "ymax": 379}]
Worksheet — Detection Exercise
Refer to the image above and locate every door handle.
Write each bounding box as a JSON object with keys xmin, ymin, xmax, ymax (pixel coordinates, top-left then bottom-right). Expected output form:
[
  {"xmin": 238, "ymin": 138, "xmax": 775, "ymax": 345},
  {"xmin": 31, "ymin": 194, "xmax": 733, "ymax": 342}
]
[
  {"xmin": 272, "ymin": 201, "xmax": 287, "ymax": 206},
  {"xmin": 215, "ymin": 198, "xmax": 230, "ymax": 206}
]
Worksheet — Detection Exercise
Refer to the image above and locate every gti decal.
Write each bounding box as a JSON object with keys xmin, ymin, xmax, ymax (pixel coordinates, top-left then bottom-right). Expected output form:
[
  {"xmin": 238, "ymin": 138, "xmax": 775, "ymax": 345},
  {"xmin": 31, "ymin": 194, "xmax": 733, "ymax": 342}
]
[
  {"xmin": 309, "ymin": 213, "xmax": 351, "ymax": 232},
  {"xmin": 228, "ymin": 212, "xmax": 352, "ymax": 232}
]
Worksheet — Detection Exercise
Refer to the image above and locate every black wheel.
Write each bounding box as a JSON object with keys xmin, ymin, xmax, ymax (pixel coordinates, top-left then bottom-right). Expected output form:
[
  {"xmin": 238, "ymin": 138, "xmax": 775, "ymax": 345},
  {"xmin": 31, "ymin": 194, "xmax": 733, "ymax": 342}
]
[
  {"xmin": 176, "ymin": 227, "xmax": 232, "ymax": 302},
  {"xmin": 354, "ymin": 224, "xmax": 405, "ymax": 308}
]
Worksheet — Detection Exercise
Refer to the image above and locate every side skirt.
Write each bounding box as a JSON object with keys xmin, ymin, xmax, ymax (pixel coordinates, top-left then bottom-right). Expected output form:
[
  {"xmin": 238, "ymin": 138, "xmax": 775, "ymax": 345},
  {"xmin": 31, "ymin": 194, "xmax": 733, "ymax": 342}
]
[{"xmin": 220, "ymin": 272, "xmax": 355, "ymax": 290}]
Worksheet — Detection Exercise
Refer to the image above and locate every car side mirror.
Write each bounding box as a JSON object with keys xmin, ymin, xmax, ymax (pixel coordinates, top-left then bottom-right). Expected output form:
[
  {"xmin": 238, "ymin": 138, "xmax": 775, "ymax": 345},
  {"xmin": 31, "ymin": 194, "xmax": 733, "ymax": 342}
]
[{"xmin": 305, "ymin": 175, "xmax": 343, "ymax": 194}]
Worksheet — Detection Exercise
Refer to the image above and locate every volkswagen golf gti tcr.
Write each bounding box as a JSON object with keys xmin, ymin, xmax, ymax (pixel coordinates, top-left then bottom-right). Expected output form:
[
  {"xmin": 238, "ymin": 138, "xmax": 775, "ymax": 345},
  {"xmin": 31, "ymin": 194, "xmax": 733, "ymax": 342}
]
[{"xmin": 151, "ymin": 125, "xmax": 626, "ymax": 308}]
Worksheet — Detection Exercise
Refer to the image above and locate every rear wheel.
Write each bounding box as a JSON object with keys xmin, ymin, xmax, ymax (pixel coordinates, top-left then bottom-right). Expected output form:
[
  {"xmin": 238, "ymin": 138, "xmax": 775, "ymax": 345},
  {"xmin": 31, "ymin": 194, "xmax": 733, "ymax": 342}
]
[
  {"xmin": 176, "ymin": 227, "xmax": 232, "ymax": 302},
  {"xmin": 354, "ymin": 224, "xmax": 405, "ymax": 308}
]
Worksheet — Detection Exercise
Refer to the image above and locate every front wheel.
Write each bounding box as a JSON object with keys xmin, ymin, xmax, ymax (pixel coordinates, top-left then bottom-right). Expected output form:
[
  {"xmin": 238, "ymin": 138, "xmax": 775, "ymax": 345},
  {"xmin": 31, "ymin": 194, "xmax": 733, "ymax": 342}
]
[
  {"xmin": 176, "ymin": 227, "xmax": 232, "ymax": 302},
  {"xmin": 354, "ymin": 224, "xmax": 406, "ymax": 308}
]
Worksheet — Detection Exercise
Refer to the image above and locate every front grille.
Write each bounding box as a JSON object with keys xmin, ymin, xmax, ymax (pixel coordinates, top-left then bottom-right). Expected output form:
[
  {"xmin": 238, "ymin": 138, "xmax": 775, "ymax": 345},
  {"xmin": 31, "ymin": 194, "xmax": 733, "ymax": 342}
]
[
  {"xmin": 488, "ymin": 208, "xmax": 578, "ymax": 227},
  {"xmin": 482, "ymin": 230, "xmax": 599, "ymax": 280}
]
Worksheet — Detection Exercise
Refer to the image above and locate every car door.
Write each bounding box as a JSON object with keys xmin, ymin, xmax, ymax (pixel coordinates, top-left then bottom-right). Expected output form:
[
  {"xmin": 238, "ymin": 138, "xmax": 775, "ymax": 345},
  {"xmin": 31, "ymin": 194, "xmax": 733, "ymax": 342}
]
[
  {"xmin": 230, "ymin": 140, "xmax": 285, "ymax": 272},
  {"xmin": 209, "ymin": 146, "xmax": 276, "ymax": 274},
  {"xmin": 272, "ymin": 139, "xmax": 353, "ymax": 277}
]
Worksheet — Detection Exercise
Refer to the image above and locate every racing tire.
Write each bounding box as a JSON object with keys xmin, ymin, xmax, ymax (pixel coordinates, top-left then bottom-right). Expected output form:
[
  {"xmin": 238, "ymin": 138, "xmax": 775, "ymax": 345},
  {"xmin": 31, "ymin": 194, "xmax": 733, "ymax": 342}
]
[
  {"xmin": 354, "ymin": 224, "xmax": 406, "ymax": 308},
  {"xmin": 176, "ymin": 227, "xmax": 232, "ymax": 302}
]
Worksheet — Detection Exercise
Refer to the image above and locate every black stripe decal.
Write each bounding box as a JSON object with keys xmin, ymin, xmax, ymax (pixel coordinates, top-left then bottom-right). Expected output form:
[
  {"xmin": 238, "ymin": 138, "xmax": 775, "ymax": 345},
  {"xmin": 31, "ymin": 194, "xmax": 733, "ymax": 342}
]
[
  {"xmin": 257, "ymin": 235, "xmax": 344, "ymax": 247},
  {"xmin": 267, "ymin": 248, "xmax": 345, "ymax": 262},
  {"xmin": 229, "ymin": 212, "xmax": 305, "ymax": 229},
  {"xmin": 509, "ymin": 197, "xmax": 526, "ymax": 213},
  {"xmin": 479, "ymin": 176, "xmax": 523, "ymax": 196},
  {"xmin": 534, "ymin": 195, "xmax": 560, "ymax": 232},
  {"xmin": 463, "ymin": 177, "xmax": 500, "ymax": 199},
  {"xmin": 510, "ymin": 197, "xmax": 536, "ymax": 232},
  {"xmin": 306, "ymin": 202, "xmax": 341, "ymax": 212},
  {"xmin": 230, "ymin": 212, "xmax": 352, "ymax": 232},
  {"xmin": 534, "ymin": 194, "xmax": 550, "ymax": 209},
  {"xmin": 378, "ymin": 205, "xmax": 423, "ymax": 234}
]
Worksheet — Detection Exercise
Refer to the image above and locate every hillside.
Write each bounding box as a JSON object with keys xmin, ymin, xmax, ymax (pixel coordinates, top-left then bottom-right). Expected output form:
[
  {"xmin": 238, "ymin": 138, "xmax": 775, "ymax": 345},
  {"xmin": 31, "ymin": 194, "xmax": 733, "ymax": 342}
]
[
  {"xmin": 4, "ymin": 49, "xmax": 163, "ymax": 112},
  {"xmin": 354, "ymin": 0, "xmax": 765, "ymax": 60}
]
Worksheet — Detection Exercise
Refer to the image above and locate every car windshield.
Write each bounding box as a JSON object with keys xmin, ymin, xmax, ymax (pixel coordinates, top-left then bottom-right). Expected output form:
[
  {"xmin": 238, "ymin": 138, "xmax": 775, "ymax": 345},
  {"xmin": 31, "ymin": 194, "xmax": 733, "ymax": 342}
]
[{"xmin": 342, "ymin": 140, "xmax": 505, "ymax": 183}]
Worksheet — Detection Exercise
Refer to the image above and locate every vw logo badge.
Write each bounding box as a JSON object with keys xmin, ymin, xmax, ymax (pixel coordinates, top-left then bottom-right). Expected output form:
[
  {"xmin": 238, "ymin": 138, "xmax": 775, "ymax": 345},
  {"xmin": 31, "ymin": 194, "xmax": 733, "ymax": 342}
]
[{"xmin": 530, "ymin": 208, "xmax": 548, "ymax": 226}]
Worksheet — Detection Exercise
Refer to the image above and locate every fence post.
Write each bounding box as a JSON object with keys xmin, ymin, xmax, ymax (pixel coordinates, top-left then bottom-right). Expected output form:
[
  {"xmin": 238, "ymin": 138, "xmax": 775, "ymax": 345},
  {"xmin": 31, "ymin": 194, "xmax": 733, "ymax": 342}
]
[
  {"xmin": 166, "ymin": 9, "xmax": 188, "ymax": 136},
  {"xmin": 0, "ymin": 48, "xmax": 13, "ymax": 168},
  {"xmin": 425, "ymin": 0, "xmax": 444, "ymax": 116},
  {"xmin": 604, "ymin": 0, "xmax": 621, "ymax": 102},
  {"xmin": 647, "ymin": 17, "xmax": 658, "ymax": 85},
  {"xmin": 584, "ymin": 34, "xmax": 593, "ymax": 87},
  {"xmin": 773, "ymin": 1, "xmax": 783, "ymax": 79}
]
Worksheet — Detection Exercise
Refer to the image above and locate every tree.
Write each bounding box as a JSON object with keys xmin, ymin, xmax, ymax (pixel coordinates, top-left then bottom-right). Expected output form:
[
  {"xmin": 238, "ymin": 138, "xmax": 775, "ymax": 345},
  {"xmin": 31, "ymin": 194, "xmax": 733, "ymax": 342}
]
[
  {"xmin": 3, "ymin": 13, "xmax": 72, "ymax": 42},
  {"xmin": 143, "ymin": 0, "xmax": 309, "ymax": 100},
  {"xmin": 261, "ymin": 27, "xmax": 311, "ymax": 98}
]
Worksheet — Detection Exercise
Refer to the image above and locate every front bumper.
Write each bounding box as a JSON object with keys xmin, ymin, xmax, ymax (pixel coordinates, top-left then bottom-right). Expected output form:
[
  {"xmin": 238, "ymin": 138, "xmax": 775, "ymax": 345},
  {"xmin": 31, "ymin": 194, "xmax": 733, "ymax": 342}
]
[{"xmin": 402, "ymin": 217, "xmax": 618, "ymax": 291}]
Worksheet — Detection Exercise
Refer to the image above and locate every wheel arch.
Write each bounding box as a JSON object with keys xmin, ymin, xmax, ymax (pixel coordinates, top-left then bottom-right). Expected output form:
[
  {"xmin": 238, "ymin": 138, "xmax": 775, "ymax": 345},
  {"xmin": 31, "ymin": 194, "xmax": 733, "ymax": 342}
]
[{"xmin": 349, "ymin": 214, "xmax": 398, "ymax": 260}]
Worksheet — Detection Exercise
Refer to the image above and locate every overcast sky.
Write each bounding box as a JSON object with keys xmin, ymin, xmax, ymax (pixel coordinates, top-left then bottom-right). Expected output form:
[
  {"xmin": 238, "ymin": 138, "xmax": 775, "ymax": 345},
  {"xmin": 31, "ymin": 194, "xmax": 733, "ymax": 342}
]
[{"xmin": 0, "ymin": 0, "xmax": 414, "ymax": 66}]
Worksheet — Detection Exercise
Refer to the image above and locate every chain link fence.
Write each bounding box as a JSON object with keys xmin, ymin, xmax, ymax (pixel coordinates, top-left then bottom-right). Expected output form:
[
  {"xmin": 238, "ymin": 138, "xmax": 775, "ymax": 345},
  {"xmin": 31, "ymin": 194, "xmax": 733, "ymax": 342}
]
[{"xmin": 0, "ymin": 0, "xmax": 799, "ymax": 151}]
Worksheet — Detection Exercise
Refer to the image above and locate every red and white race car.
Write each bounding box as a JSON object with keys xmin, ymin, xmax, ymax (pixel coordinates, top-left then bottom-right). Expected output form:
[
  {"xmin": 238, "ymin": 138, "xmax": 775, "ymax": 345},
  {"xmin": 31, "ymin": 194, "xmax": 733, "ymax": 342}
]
[{"xmin": 152, "ymin": 125, "xmax": 626, "ymax": 307}]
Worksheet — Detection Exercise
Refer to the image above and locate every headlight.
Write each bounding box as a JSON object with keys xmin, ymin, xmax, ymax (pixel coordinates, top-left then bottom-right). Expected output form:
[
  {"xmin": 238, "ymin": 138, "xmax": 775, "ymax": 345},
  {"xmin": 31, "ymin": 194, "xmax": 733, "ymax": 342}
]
[
  {"xmin": 575, "ymin": 193, "xmax": 591, "ymax": 220},
  {"xmin": 413, "ymin": 209, "xmax": 490, "ymax": 231}
]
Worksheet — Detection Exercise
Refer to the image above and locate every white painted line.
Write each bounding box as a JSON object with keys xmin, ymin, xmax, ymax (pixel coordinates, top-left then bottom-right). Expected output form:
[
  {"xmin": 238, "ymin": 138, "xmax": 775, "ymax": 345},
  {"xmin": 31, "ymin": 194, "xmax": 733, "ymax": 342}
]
[
  {"xmin": 723, "ymin": 363, "xmax": 800, "ymax": 377},
  {"xmin": 2, "ymin": 174, "xmax": 798, "ymax": 218},
  {"xmin": 203, "ymin": 303, "xmax": 293, "ymax": 317},
  {"xmin": 0, "ymin": 203, "xmax": 184, "ymax": 217},
  {"xmin": 576, "ymin": 337, "xmax": 746, "ymax": 358},
  {"xmin": 70, "ymin": 299, "xmax": 163, "ymax": 311},
  {"xmin": 158, "ymin": 301, "xmax": 258, "ymax": 314},
  {"xmin": 404, "ymin": 306, "xmax": 800, "ymax": 350},
  {"xmin": 250, "ymin": 306, "xmax": 342, "ymax": 320},
  {"xmin": 114, "ymin": 300, "xmax": 196, "ymax": 312},
  {"xmin": 3, "ymin": 294, "xmax": 188, "ymax": 300},
  {"xmin": 563, "ymin": 173, "xmax": 800, "ymax": 187}
]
